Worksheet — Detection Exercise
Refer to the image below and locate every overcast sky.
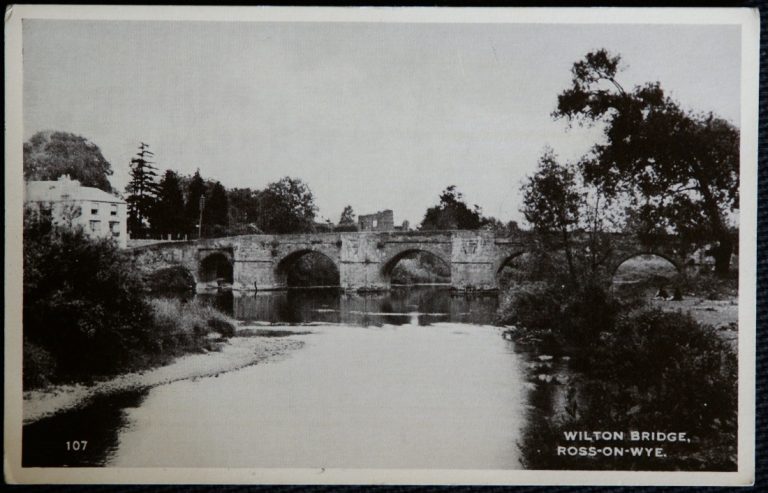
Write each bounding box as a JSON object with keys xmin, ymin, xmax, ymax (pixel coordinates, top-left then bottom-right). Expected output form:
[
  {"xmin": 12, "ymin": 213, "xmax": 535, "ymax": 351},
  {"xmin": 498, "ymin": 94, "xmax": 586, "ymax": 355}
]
[{"xmin": 23, "ymin": 20, "xmax": 741, "ymax": 226}]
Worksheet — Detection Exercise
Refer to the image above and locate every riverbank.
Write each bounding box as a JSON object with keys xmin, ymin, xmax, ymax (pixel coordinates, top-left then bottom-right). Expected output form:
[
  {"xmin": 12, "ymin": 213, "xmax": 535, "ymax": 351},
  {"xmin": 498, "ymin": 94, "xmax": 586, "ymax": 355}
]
[
  {"xmin": 502, "ymin": 282, "xmax": 739, "ymax": 471},
  {"xmin": 23, "ymin": 328, "xmax": 310, "ymax": 424}
]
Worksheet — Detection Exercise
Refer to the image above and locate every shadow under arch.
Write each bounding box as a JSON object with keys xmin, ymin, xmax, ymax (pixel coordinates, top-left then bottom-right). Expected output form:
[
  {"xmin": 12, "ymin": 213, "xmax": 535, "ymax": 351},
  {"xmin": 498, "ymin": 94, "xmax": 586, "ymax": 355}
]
[
  {"xmin": 276, "ymin": 249, "xmax": 340, "ymax": 288},
  {"xmin": 198, "ymin": 252, "xmax": 233, "ymax": 284},
  {"xmin": 610, "ymin": 252, "xmax": 683, "ymax": 298},
  {"xmin": 381, "ymin": 248, "xmax": 452, "ymax": 286},
  {"xmin": 611, "ymin": 251, "xmax": 683, "ymax": 280}
]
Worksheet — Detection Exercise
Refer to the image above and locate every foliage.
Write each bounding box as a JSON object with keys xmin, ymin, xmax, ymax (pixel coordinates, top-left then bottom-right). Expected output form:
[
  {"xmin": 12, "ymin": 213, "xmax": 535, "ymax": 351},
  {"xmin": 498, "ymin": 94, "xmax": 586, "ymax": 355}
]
[
  {"xmin": 23, "ymin": 207, "xmax": 155, "ymax": 383},
  {"xmin": 202, "ymin": 181, "xmax": 229, "ymax": 238},
  {"xmin": 227, "ymin": 187, "xmax": 262, "ymax": 234},
  {"xmin": 144, "ymin": 266, "xmax": 196, "ymax": 294},
  {"xmin": 125, "ymin": 143, "xmax": 160, "ymax": 236},
  {"xmin": 390, "ymin": 252, "xmax": 451, "ymax": 285},
  {"xmin": 22, "ymin": 209, "xmax": 234, "ymax": 389},
  {"xmin": 520, "ymin": 309, "xmax": 737, "ymax": 471},
  {"xmin": 522, "ymin": 151, "xmax": 581, "ymax": 236},
  {"xmin": 499, "ymin": 281, "xmax": 619, "ymax": 346},
  {"xmin": 339, "ymin": 205, "xmax": 356, "ymax": 226},
  {"xmin": 483, "ymin": 217, "xmax": 520, "ymax": 235},
  {"xmin": 284, "ymin": 253, "xmax": 340, "ymax": 287},
  {"xmin": 150, "ymin": 170, "xmax": 187, "ymax": 237},
  {"xmin": 184, "ymin": 170, "xmax": 207, "ymax": 238},
  {"xmin": 419, "ymin": 185, "xmax": 487, "ymax": 230},
  {"xmin": 554, "ymin": 49, "xmax": 739, "ymax": 275},
  {"xmin": 149, "ymin": 298, "xmax": 236, "ymax": 351},
  {"xmin": 23, "ymin": 131, "xmax": 115, "ymax": 193},
  {"xmin": 256, "ymin": 177, "xmax": 317, "ymax": 234},
  {"xmin": 23, "ymin": 340, "xmax": 57, "ymax": 389},
  {"xmin": 520, "ymin": 150, "xmax": 616, "ymax": 285}
]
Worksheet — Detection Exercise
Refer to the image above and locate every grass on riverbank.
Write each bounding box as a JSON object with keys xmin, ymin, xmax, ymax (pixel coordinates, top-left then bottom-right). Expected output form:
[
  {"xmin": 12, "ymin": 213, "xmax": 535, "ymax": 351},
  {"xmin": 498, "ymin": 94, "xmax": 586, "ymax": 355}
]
[
  {"xmin": 147, "ymin": 297, "xmax": 236, "ymax": 353},
  {"xmin": 24, "ymin": 297, "xmax": 237, "ymax": 390}
]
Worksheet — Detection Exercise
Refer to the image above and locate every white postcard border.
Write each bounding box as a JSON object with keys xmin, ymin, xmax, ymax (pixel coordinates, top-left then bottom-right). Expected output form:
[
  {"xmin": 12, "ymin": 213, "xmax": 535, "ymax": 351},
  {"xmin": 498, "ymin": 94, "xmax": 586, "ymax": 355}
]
[{"xmin": 4, "ymin": 4, "xmax": 759, "ymax": 486}]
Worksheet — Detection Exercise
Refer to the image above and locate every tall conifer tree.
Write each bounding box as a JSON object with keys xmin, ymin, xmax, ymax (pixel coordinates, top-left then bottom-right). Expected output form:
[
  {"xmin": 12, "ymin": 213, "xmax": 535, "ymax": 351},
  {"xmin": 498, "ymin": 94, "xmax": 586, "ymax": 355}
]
[{"xmin": 125, "ymin": 142, "xmax": 160, "ymax": 235}]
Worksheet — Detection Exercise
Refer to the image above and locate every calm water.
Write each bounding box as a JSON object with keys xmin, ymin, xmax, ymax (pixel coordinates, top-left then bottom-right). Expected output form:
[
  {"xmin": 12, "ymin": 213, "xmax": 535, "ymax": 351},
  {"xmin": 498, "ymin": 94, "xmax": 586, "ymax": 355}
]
[{"xmin": 23, "ymin": 287, "xmax": 532, "ymax": 469}]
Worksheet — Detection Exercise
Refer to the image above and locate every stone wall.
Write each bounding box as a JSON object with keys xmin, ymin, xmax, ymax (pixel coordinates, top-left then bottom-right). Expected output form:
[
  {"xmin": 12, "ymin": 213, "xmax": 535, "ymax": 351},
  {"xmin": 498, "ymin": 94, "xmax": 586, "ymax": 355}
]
[{"xmin": 358, "ymin": 210, "xmax": 395, "ymax": 232}]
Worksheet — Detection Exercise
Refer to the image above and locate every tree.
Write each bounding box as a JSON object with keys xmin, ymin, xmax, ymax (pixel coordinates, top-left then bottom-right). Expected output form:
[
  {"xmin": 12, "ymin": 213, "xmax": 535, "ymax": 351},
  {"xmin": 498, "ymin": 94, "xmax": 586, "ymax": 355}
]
[
  {"xmin": 227, "ymin": 188, "xmax": 262, "ymax": 235},
  {"xmin": 554, "ymin": 49, "xmax": 739, "ymax": 276},
  {"xmin": 23, "ymin": 207, "xmax": 153, "ymax": 384},
  {"xmin": 24, "ymin": 131, "xmax": 115, "ymax": 192},
  {"xmin": 256, "ymin": 177, "xmax": 317, "ymax": 234},
  {"xmin": 419, "ymin": 185, "xmax": 486, "ymax": 230},
  {"xmin": 339, "ymin": 205, "xmax": 356, "ymax": 226},
  {"xmin": 125, "ymin": 143, "xmax": 160, "ymax": 235},
  {"xmin": 184, "ymin": 170, "xmax": 207, "ymax": 238},
  {"xmin": 521, "ymin": 151, "xmax": 582, "ymax": 283},
  {"xmin": 202, "ymin": 181, "xmax": 229, "ymax": 238},
  {"xmin": 150, "ymin": 170, "xmax": 187, "ymax": 237}
]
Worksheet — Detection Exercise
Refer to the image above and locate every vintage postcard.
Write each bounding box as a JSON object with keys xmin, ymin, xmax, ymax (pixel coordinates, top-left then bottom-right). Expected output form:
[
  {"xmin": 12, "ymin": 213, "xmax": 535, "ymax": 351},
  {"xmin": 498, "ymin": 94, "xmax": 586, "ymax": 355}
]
[{"xmin": 4, "ymin": 5, "xmax": 758, "ymax": 486}]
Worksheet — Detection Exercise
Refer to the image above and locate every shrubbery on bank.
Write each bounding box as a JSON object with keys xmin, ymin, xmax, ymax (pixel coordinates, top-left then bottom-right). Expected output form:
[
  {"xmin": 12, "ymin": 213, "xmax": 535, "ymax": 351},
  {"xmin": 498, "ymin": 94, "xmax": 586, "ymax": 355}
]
[
  {"xmin": 500, "ymin": 277, "xmax": 738, "ymax": 471},
  {"xmin": 22, "ymin": 209, "xmax": 235, "ymax": 390}
]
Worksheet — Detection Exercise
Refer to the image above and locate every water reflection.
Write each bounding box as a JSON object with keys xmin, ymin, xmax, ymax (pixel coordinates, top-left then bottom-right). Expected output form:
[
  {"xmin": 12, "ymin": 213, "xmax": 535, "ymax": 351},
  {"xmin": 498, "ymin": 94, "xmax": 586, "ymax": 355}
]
[
  {"xmin": 23, "ymin": 287, "xmax": 518, "ymax": 468},
  {"xmin": 22, "ymin": 389, "xmax": 148, "ymax": 467},
  {"xmin": 199, "ymin": 286, "xmax": 499, "ymax": 327}
]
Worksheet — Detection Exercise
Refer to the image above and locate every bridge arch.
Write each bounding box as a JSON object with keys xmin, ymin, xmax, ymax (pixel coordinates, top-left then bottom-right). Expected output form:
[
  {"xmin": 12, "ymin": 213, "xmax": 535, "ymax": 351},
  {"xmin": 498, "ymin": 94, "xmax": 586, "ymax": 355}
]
[
  {"xmin": 610, "ymin": 252, "xmax": 685, "ymax": 297},
  {"xmin": 275, "ymin": 249, "xmax": 340, "ymax": 287},
  {"xmin": 381, "ymin": 248, "xmax": 452, "ymax": 285},
  {"xmin": 198, "ymin": 251, "xmax": 234, "ymax": 285},
  {"xmin": 494, "ymin": 251, "xmax": 530, "ymax": 276},
  {"xmin": 610, "ymin": 251, "xmax": 683, "ymax": 279},
  {"xmin": 494, "ymin": 251, "xmax": 533, "ymax": 288}
]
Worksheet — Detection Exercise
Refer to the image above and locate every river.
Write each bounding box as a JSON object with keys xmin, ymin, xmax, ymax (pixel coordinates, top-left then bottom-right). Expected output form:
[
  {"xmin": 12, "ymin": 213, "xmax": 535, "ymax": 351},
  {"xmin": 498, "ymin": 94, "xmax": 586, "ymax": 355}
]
[{"xmin": 23, "ymin": 287, "xmax": 534, "ymax": 469}]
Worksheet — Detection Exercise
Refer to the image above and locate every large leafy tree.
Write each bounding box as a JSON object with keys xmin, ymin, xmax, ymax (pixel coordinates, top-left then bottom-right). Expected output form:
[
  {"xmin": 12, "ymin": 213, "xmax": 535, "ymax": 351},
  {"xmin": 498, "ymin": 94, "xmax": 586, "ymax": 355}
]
[
  {"xmin": 151, "ymin": 170, "xmax": 187, "ymax": 237},
  {"xmin": 521, "ymin": 151, "xmax": 582, "ymax": 283},
  {"xmin": 227, "ymin": 188, "xmax": 262, "ymax": 234},
  {"xmin": 521, "ymin": 149, "xmax": 618, "ymax": 285},
  {"xmin": 125, "ymin": 143, "xmax": 160, "ymax": 235},
  {"xmin": 202, "ymin": 181, "xmax": 229, "ymax": 238},
  {"xmin": 256, "ymin": 177, "xmax": 317, "ymax": 234},
  {"xmin": 554, "ymin": 49, "xmax": 739, "ymax": 275},
  {"xmin": 24, "ymin": 131, "xmax": 115, "ymax": 193},
  {"xmin": 419, "ymin": 185, "xmax": 486, "ymax": 231},
  {"xmin": 23, "ymin": 207, "xmax": 153, "ymax": 385}
]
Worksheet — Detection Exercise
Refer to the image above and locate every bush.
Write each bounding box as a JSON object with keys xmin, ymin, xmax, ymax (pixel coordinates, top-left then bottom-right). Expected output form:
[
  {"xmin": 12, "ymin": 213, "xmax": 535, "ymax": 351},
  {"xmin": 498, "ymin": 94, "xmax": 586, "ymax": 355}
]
[
  {"xmin": 24, "ymin": 209, "xmax": 155, "ymax": 384},
  {"xmin": 144, "ymin": 266, "xmax": 195, "ymax": 293},
  {"xmin": 23, "ymin": 210, "xmax": 238, "ymax": 389},
  {"xmin": 23, "ymin": 340, "xmax": 57, "ymax": 389},
  {"xmin": 498, "ymin": 281, "xmax": 620, "ymax": 346},
  {"xmin": 520, "ymin": 309, "xmax": 737, "ymax": 470},
  {"xmin": 149, "ymin": 298, "xmax": 236, "ymax": 353}
]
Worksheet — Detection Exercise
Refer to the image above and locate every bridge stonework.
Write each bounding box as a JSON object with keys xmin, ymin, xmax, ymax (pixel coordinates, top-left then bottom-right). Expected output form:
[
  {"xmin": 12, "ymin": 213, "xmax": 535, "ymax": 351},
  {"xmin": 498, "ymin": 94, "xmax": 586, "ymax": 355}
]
[{"xmin": 130, "ymin": 230, "xmax": 689, "ymax": 292}]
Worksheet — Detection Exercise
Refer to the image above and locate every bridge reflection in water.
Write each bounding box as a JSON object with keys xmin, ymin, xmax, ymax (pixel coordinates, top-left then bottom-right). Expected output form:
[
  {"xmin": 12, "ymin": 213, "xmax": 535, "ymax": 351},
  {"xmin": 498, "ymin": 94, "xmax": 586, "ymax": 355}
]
[{"xmin": 198, "ymin": 286, "xmax": 499, "ymax": 326}]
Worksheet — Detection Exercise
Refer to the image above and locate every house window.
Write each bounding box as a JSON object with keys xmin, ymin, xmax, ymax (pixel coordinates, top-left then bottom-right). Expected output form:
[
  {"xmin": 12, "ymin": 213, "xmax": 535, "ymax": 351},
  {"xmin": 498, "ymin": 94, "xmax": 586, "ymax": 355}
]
[
  {"xmin": 89, "ymin": 220, "xmax": 101, "ymax": 233},
  {"xmin": 91, "ymin": 203, "xmax": 99, "ymax": 215},
  {"xmin": 372, "ymin": 219, "xmax": 378, "ymax": 228},
  {"xmin": 110, "ymin": 204, "xmax": 118, "ymax": 216},
  {"xmin": 109, "ymin": 221, "xmax": 120, "ymax": 237}
]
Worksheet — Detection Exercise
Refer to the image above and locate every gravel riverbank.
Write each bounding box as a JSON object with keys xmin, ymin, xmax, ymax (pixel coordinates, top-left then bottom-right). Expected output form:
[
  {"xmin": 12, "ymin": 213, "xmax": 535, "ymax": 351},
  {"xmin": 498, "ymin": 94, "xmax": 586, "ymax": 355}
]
[{"xmin": 23, "ymin": 329, "xmax": 310, "ymax": 424}]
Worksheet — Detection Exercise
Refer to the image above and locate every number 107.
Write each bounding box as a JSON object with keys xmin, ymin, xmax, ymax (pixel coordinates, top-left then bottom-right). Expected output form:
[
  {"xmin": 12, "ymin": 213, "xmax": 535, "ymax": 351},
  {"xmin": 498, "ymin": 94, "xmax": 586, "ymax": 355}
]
[{"xmin": 65, "ymin": 440, "xmax": 87, "ymax": 451}]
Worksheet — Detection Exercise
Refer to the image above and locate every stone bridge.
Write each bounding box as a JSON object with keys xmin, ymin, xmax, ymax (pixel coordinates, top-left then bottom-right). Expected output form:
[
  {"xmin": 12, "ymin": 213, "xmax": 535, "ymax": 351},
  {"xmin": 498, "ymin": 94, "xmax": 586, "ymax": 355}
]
[{"xmin": 129, "ymin": 230, "xmax": 690, "ymax": 292}]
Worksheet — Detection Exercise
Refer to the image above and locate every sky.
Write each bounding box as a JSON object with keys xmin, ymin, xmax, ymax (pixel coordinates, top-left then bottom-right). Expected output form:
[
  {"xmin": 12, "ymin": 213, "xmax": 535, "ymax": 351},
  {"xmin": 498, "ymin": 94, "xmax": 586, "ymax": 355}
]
[{"xmin": 23, "ymin": 20, "xmax": 741, "ymax": 226}]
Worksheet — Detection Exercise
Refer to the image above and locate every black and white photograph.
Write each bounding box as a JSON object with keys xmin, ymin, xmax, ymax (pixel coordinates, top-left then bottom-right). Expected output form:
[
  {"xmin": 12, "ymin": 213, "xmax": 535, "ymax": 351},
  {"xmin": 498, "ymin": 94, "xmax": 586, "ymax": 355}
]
[{"xmin": 3, "ymin": 5, "xmax": 758, "ymax": 486}]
